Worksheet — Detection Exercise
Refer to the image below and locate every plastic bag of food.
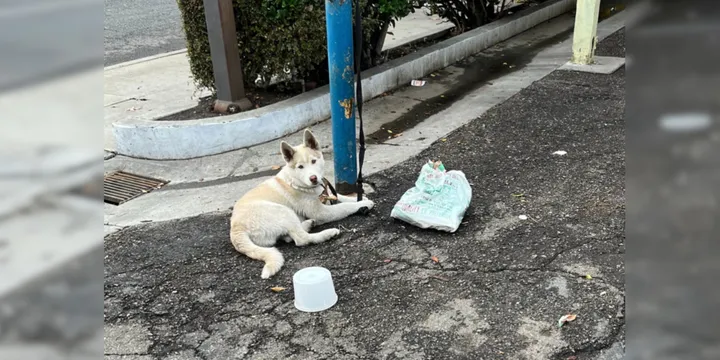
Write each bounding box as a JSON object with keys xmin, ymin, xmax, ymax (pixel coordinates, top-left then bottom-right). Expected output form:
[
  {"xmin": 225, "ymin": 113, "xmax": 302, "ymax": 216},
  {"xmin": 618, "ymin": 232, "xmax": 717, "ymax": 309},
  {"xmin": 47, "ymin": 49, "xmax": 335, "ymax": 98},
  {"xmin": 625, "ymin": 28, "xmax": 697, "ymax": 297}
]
[{"xmin": 390, "ymin": 160, "xmax": 472, "ymax": 232}]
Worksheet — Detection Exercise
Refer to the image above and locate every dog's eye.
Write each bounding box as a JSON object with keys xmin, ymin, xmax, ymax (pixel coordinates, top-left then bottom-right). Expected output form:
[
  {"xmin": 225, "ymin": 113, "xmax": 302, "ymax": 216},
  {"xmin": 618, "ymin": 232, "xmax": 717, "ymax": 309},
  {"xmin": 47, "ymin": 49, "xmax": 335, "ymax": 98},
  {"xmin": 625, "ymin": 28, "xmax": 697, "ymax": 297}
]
[
  {"xmin": 297, "ymin": 165, "xmax": 304, "ymax": 169},
  {"xmin": 311, "ymin": 159, "xmax": 316, "ymax": 164}
]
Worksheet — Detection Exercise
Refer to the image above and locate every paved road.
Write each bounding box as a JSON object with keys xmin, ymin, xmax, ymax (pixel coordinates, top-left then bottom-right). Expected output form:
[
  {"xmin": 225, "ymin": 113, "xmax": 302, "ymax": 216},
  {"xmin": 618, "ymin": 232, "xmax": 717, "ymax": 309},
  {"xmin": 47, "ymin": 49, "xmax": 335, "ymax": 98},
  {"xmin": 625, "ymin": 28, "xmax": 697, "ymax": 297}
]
[
  {"xmin": 104, "ymin": 0, "xmax": 187, "ymax": 66},
  {"xmin": 0, "ymin": 0, "xmax": 104, "ymax": 93}
]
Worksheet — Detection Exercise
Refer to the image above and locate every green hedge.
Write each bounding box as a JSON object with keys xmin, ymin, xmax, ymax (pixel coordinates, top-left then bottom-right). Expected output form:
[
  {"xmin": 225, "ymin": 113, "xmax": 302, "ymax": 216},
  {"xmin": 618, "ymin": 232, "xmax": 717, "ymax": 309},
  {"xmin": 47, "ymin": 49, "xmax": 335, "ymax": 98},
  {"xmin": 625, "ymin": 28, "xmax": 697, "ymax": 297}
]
[
  {"xmin": 177, "ymin": 0, "xmax": 327, "ymax": 91},
  {"xmin": 177, "ymin": 0, "xmax": 413, "ymax": 92}
]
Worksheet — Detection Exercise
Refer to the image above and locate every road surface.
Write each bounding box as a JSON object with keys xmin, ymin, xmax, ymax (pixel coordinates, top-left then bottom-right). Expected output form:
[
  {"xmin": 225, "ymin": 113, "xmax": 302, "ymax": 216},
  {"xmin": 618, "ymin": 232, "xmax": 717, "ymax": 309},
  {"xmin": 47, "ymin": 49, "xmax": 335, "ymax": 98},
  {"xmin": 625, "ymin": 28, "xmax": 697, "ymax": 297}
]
[{"xmin": 104, "ymin": 0, "xmax": 187, "ymax": 66}]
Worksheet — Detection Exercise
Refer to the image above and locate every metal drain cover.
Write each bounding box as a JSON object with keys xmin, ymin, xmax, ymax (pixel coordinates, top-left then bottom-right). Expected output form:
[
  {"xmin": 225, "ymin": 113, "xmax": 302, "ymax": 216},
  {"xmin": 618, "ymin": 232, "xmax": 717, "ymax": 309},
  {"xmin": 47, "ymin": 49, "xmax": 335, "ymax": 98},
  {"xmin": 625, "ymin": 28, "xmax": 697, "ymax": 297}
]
[{"xmin": 104, "ymin": 171, "xmax": 168, "ymax": 205}]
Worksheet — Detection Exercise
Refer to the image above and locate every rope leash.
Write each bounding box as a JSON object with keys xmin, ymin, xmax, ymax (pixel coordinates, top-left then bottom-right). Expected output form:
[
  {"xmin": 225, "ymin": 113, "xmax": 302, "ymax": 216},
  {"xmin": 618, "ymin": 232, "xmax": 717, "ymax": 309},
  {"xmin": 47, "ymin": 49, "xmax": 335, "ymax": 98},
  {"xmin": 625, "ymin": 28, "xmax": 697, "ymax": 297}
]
[
  {"xmin": 320, "ymin": 177, "xmax": 339, "ymax": 205},
  {"xmin": 353, "ymin": 0, "xmax": 366, "ymax": 202}
]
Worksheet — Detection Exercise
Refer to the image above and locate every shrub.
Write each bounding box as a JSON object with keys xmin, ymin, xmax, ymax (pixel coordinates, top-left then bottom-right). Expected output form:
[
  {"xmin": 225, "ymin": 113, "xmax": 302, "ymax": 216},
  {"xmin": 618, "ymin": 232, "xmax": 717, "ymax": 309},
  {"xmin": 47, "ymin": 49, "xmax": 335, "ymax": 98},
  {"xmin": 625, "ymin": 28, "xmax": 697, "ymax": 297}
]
[
  {"xmin": 177, "ymin": 0, "xmax": 414, "ymax": 92},
  {"xmin": 359, "ymin": 0, "xmax": 415, "ymax": 68},
  {"xmin": 177, "ymin": 0, "xmax": 327, "ymax": 91},
  {"xmin": 413, "ymin": 0, "xmax": 504, "ymax": 33}
]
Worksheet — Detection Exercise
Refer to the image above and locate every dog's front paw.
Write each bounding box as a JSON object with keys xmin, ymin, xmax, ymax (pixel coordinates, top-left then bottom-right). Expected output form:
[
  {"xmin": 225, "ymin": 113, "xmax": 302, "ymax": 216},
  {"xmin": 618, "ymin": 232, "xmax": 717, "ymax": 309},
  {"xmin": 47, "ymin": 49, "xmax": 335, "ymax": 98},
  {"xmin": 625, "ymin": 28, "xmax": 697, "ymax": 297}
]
[
  {"xmin": 355, "ymin": 200, "xmax": 375, "ymax": 215},
  {"xmin": 301, "ymin": 219, "xmax": 315, "ymax": 232},
  {"xmin": 359, "ymin": 199, "xmax": 375, "ymax": 210},
  {"xmin": 327, "ymin": 228, "xmax": 341, "ymax": 238}
]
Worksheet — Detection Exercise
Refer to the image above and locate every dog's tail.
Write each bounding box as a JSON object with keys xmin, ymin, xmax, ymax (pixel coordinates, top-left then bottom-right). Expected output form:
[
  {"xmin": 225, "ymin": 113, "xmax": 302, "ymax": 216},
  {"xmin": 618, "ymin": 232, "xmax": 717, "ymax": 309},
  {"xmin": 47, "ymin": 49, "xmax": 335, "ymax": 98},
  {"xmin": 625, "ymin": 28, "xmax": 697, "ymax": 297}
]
[{"xmin": 230, "ymin": 230, "xmax": 284, "ymax": 279}]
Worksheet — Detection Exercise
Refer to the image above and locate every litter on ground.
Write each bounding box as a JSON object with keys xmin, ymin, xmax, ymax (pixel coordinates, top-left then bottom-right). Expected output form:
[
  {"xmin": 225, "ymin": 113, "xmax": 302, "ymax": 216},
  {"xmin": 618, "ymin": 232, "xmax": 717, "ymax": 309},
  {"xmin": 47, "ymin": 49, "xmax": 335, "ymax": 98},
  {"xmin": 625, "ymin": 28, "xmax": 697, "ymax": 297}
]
[
  {"xmin": 558, "ymin": 313, "xmax": 578, "ymax": 327},
  {"xmin": 391, "ymin": 160, "xmax": 472, "ymax": 232}
]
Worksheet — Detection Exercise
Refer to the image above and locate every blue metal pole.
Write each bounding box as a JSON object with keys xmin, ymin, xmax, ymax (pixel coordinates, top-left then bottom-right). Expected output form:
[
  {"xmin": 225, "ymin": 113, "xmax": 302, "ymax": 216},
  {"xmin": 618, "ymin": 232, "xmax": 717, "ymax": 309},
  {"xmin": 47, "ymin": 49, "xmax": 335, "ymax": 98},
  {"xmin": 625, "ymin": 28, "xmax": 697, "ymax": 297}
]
[{"xmin": 325, "ymin": 0, "xmax": 357, "ymax": 194}]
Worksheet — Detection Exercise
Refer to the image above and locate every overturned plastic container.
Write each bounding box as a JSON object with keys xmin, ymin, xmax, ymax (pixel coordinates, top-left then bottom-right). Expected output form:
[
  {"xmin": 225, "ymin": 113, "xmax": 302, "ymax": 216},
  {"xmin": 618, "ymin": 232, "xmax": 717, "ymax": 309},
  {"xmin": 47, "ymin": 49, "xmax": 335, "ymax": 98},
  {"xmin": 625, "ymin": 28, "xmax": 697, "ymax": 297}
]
[{"xmin": 293, "ymin": 267, "xmax": 338, "ymax": 312}]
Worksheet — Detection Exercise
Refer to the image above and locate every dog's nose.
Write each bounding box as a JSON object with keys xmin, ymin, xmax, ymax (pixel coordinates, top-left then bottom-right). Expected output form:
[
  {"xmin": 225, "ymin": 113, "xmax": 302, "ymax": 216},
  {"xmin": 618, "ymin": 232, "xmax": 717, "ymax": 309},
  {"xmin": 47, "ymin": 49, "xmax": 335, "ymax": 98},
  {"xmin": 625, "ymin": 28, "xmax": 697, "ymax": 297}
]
[{"xmin": 310, "ymin": 175, "xmax": 318, "ymax": 184}]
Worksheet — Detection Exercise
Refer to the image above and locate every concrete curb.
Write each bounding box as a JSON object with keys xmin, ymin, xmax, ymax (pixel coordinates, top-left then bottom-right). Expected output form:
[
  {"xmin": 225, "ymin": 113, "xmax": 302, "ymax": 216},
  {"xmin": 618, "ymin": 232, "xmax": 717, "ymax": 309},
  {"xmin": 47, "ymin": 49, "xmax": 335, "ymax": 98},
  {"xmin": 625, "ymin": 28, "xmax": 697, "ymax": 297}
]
[
  {"xmin": 113, "ymin": 0, "xmax": 575, "ymax": 160},
  {"xmin": 104, "ymin": 49, "xmax": 189, "ymax": 71}
]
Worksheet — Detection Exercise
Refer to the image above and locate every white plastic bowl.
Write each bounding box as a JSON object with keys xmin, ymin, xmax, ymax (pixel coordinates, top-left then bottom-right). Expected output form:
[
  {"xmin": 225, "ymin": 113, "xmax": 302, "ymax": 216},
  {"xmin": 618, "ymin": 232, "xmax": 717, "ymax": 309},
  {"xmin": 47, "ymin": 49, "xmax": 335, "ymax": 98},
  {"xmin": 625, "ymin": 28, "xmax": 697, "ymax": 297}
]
[{"xmin": 293, "ymin": 267, "xmax": 338, "ymax": 312}]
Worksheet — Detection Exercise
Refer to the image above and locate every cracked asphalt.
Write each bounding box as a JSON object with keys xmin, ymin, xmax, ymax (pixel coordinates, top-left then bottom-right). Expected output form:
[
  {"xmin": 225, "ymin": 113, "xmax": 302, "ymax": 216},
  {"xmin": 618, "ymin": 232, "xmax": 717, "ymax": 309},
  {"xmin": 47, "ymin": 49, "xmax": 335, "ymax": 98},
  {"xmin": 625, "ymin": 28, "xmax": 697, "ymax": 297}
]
[{"xmin": 104, "ymin": 31, "xmax": 626, "ymax": 360}]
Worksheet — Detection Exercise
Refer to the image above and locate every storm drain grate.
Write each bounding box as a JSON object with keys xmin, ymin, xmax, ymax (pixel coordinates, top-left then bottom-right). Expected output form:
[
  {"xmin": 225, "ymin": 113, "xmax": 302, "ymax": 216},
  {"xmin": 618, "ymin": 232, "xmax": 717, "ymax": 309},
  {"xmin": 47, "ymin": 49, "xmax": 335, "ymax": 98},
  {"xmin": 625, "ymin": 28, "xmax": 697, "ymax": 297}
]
[{"xmin": 104, "ymin": 171, "xmax": 168, "ymax": 205}]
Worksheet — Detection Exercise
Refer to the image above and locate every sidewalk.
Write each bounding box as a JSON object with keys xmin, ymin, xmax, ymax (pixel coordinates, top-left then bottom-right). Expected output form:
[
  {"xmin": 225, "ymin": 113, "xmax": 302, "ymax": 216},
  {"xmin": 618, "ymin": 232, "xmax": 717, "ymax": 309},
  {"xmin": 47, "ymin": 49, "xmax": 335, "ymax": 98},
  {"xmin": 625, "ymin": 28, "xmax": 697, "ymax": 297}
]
[
  {"xmin": 103, "ymin": 11, "xmax": 454, "ymax": 151},
  {"xmin": 104, "ymin": 19, "xmax": 627, "ymax": 360}
]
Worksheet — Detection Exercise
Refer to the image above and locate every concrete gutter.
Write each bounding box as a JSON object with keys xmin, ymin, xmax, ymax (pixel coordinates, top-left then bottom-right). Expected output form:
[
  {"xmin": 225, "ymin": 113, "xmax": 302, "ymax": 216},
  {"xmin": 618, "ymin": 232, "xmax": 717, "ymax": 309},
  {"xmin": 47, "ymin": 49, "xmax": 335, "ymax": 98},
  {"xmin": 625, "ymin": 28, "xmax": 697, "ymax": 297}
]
[{"xmin": 113, "ymin": 0, "xmax": 576, "ymax": 160}]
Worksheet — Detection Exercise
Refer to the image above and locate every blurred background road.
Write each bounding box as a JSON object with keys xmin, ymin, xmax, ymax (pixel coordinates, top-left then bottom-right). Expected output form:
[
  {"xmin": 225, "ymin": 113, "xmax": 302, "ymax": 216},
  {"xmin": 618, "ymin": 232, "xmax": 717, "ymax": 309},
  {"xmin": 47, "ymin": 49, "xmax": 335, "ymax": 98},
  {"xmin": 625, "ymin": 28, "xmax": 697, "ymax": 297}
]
[
  {"xmin": 0, "ymin": 0, "xmax": 187, "ymax": 93},
  {"xmin": 0, "ymin": 0, "xmax": 103, "ymax": 93}
]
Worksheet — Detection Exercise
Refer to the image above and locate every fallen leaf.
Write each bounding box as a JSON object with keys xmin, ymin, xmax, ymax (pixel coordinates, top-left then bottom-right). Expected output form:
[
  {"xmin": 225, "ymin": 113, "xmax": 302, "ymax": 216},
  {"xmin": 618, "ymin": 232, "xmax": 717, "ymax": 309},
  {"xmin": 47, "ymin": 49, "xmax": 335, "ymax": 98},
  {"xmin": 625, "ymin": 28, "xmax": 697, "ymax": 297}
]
[
  {"xmin": 431, "ymin": 256, "xmax": 440, "ymax": 263},
  {"xmin": 383, "ymin": 259, "xmax": 392, "ymax": 263},
  {"xmin": 387, "ymin": 129, "xmax": 393, "ymax": 134},
  {"xmin": 585, "ymin": 274, "xmax": 593, "ymax": 280},
  {"xmin": 440, "ymin": 138, "xmax": 447, "ymax": 142},
  {"xmin": 558, "ymin": 314, "xmax": 578, "ymax": 327},
  {"xmin": 270, "ymin": 286, "xmax": 286, "ymax": 293},
  {"xmin": 271, "ymin": 165, "xmax": 282, "ymax": 170}
]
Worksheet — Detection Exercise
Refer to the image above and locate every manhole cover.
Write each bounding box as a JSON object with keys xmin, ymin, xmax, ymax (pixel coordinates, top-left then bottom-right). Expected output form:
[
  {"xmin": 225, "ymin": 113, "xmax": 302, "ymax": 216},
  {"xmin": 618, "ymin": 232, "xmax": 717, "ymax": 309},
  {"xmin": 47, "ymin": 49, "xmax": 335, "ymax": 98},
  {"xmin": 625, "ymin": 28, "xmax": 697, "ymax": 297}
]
[{"xmin": 104, "ymin": 171, "xmax": 168, "ymax": 205}]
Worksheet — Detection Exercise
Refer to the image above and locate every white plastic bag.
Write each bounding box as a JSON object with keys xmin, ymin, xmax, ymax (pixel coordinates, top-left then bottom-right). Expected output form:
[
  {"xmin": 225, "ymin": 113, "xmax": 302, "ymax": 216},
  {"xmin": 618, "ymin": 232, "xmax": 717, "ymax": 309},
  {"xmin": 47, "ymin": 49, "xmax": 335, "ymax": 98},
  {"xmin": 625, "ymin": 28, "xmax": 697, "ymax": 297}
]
[{"xmin": 390, "ymin": 160, "xmax": 472, "ymax": 232}]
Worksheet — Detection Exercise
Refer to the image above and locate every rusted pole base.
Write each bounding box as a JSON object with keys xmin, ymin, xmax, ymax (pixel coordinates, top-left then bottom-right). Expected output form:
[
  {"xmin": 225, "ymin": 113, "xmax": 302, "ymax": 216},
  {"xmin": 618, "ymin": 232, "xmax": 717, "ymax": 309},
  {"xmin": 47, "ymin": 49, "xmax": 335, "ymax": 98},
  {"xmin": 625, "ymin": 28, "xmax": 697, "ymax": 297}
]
[{"xmin": 213, "ymin": 98, "xmax": 253, "ymax": 114}]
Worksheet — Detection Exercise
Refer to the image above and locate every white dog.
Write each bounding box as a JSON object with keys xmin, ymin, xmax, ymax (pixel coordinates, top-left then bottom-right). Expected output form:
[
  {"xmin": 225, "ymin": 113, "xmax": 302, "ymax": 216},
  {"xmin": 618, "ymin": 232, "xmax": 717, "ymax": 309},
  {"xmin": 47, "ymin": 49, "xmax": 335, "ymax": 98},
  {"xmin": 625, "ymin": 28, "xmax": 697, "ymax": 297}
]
[{"xmin": 230, "ymin": 130, "xmax": 375, "ymax": 279}]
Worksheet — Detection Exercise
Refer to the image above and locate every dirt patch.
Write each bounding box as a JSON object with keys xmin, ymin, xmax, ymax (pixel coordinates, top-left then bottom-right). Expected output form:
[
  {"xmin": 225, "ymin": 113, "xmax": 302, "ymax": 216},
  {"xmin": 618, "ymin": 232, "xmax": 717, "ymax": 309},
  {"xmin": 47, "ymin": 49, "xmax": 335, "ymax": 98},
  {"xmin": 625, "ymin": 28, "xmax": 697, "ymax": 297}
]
[{"xmin": 156, "ymin": 87, "xmax": 299, "ymax": 121}]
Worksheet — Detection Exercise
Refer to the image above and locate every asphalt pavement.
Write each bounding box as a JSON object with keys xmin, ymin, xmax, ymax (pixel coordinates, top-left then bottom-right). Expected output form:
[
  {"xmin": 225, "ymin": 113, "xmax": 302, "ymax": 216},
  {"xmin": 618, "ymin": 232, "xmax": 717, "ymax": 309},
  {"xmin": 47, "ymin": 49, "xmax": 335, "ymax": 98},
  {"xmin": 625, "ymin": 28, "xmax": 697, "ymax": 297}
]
[
  {"xmin": 103, "ymin": 31, "xmax": 627, "ymax": 360},
  {"xmin": 104, "ymin": 0, "xmax": 187, "ymax": 66}
]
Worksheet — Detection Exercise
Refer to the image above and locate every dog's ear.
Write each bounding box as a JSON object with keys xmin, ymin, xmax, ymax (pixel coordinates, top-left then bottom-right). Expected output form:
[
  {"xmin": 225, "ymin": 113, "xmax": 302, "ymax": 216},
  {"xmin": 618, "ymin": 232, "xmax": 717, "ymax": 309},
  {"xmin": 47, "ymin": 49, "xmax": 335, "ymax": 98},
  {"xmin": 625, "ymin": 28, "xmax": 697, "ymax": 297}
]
[
  {"xmin": 303, "ymin": 129, "xmax": 319, "ymax": 150},
  {"xmin": 280, "ymin": 142, "xmax": 295, "ymax": 163}
]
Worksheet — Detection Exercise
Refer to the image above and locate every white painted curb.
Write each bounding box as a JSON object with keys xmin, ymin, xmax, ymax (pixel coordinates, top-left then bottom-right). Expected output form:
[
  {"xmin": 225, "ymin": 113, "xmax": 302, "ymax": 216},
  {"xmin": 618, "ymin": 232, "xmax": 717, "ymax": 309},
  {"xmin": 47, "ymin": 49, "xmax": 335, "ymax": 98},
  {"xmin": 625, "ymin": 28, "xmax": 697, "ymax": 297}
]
[{"xmin": 113, "ymin": 0, "xmax": 575, "ymax": 160}]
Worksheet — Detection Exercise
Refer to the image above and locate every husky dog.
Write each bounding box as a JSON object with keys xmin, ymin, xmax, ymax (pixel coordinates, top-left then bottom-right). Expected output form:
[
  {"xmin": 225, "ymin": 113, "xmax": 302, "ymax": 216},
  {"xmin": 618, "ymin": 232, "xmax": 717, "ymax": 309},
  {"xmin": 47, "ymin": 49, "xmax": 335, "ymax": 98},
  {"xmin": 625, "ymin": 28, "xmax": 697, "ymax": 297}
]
[{"xmin": 230, "ymin": 130, "xmax": 375, "ymax": 279}]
